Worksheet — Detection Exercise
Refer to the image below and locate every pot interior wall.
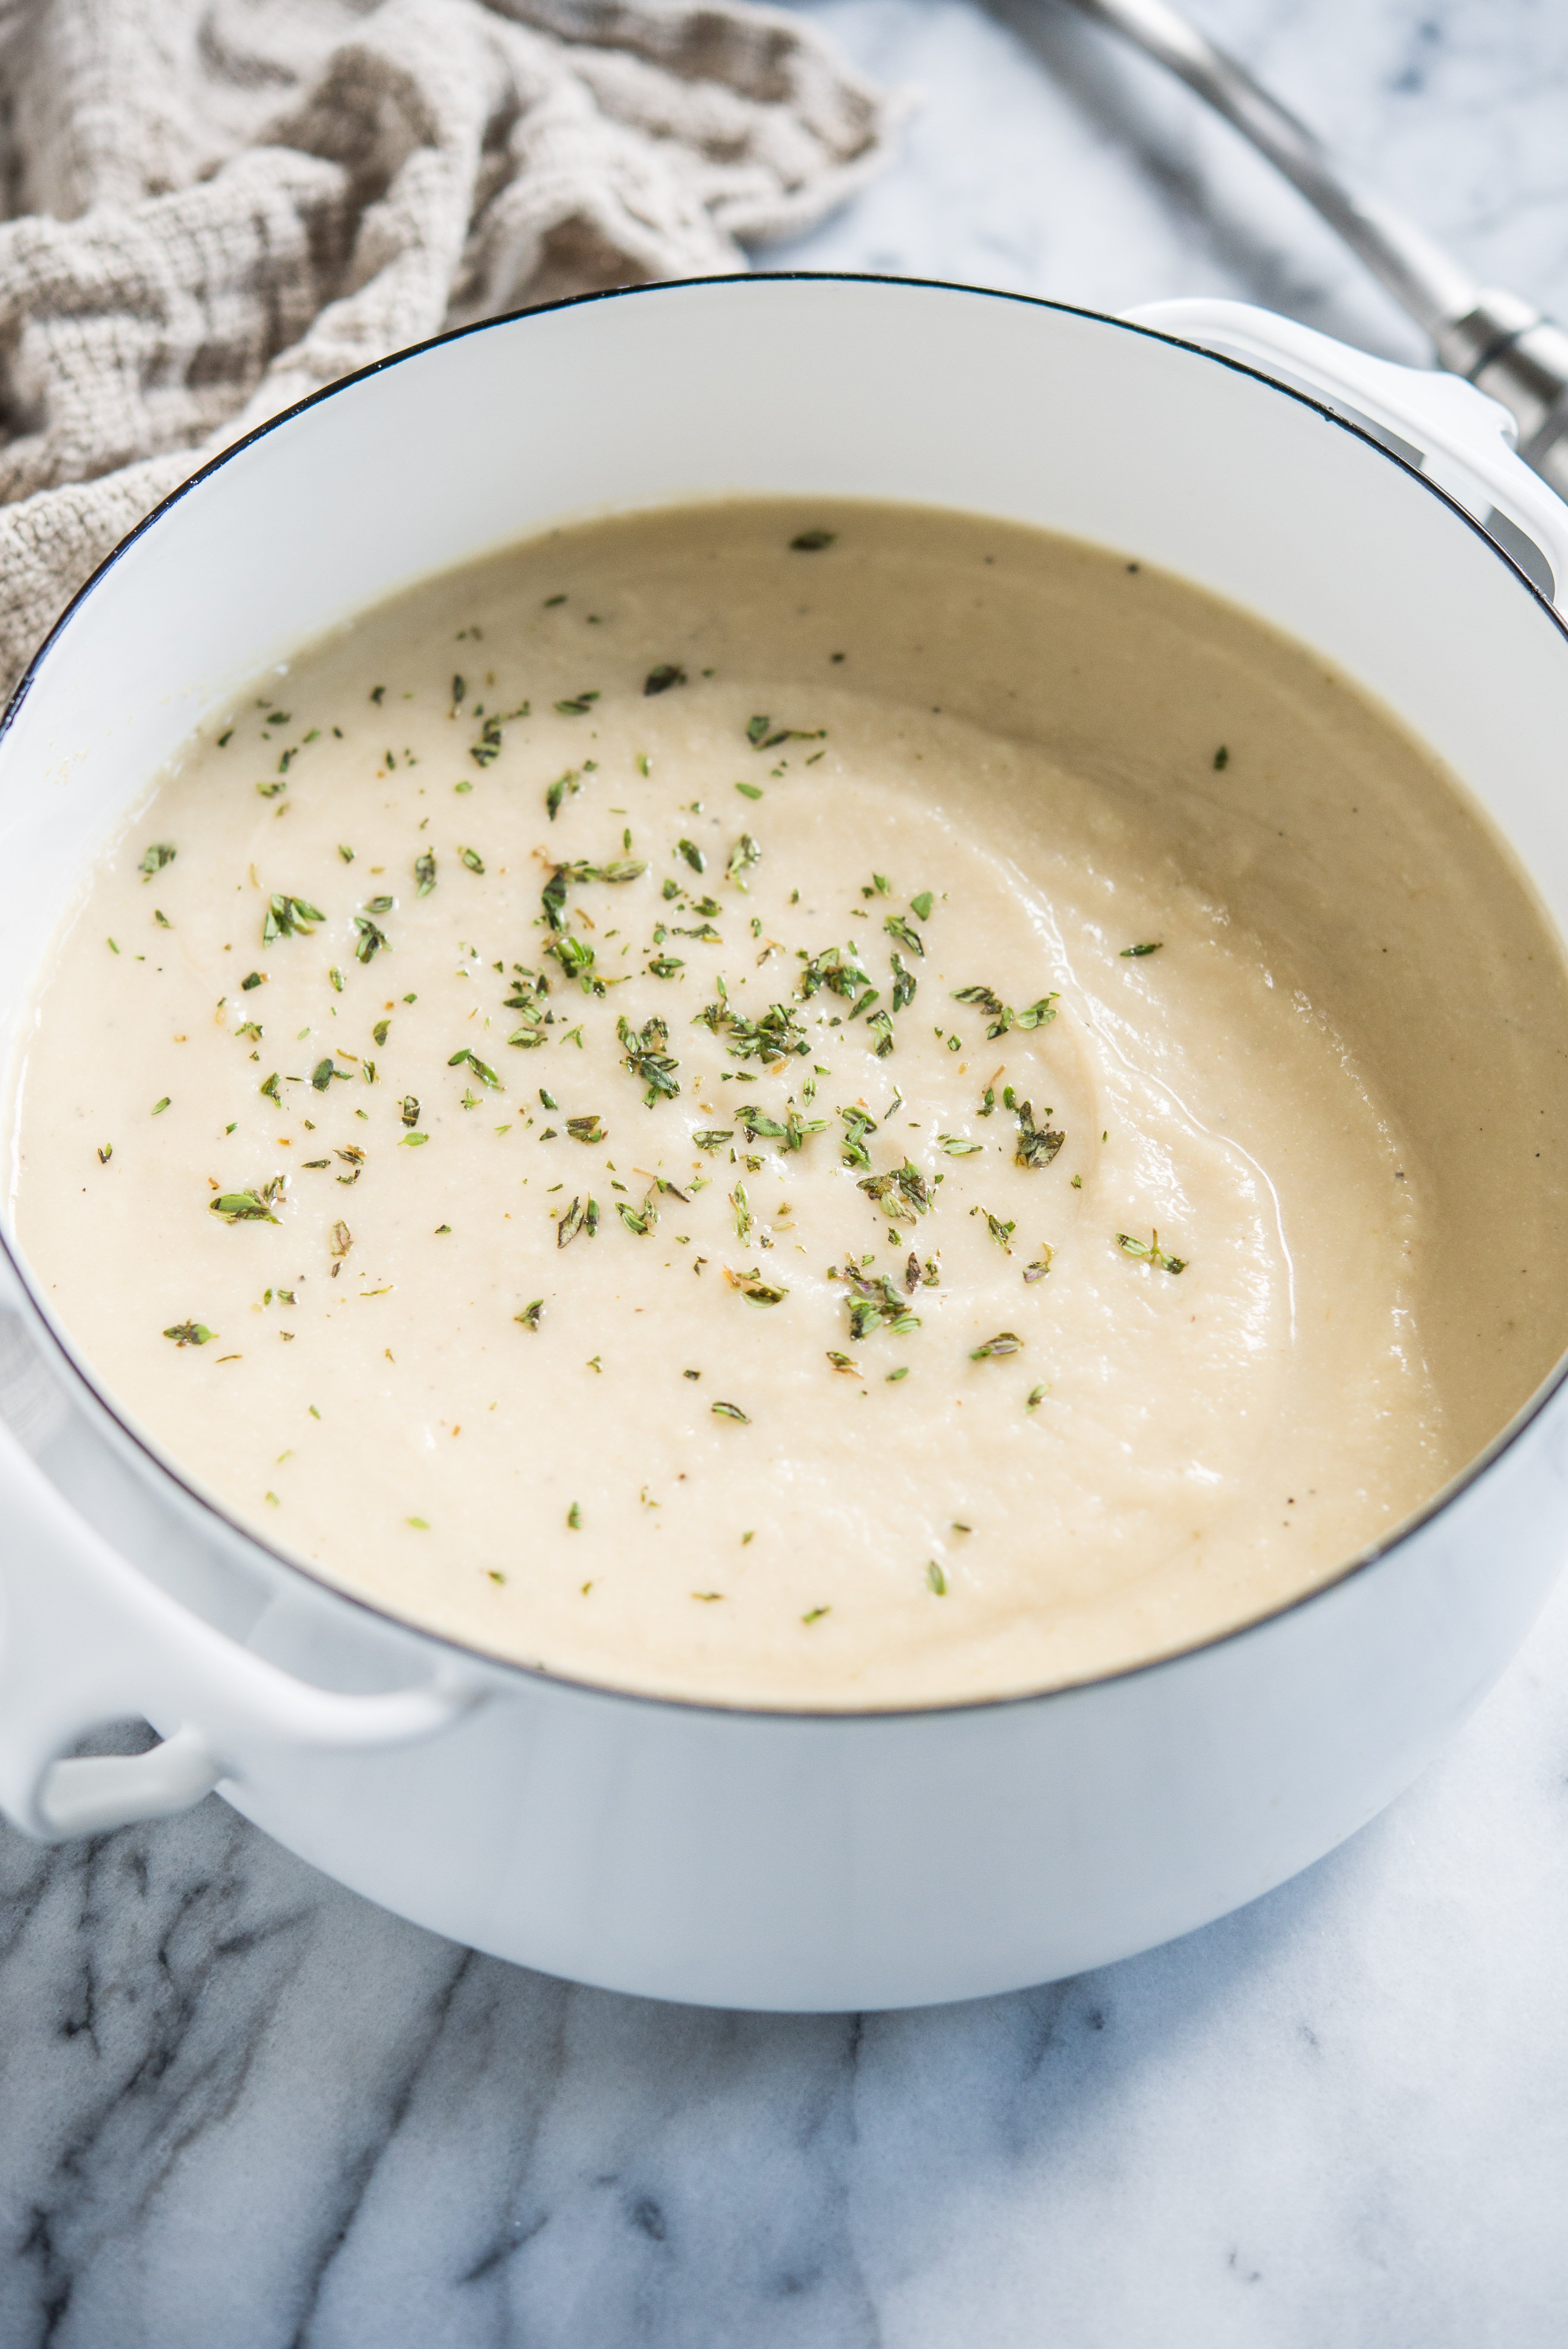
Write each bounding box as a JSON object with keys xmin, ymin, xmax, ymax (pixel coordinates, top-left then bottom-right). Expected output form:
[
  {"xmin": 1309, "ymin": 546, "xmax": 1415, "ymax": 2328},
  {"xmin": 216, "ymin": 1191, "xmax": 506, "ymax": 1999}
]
[{"xmin": 3, "ymin": 276, "xmax": 1568, "ymax": 1480}]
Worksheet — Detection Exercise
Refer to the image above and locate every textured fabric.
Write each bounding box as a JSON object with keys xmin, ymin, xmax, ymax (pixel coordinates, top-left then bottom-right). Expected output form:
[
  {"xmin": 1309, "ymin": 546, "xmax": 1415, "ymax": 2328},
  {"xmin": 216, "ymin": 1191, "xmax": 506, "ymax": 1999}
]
[{"xmin": 0, "ymin": 0, "xmax": 895, "ymax": 693}]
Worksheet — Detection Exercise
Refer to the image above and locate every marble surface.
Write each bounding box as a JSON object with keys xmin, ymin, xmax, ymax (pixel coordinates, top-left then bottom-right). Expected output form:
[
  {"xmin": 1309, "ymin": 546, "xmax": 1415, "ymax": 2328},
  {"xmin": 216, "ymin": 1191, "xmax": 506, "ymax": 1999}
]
[{"xmin": 7, "ymin": 3, "xmax": 1568, "ymax": 2341}]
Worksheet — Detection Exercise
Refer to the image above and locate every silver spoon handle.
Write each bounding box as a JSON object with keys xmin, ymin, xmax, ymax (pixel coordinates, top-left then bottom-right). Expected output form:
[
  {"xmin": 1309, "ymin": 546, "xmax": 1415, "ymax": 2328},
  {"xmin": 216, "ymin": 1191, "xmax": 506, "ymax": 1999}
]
[{"xmin": 1060, "ymin": 0, "xmax": 1568, "ymax": 488}]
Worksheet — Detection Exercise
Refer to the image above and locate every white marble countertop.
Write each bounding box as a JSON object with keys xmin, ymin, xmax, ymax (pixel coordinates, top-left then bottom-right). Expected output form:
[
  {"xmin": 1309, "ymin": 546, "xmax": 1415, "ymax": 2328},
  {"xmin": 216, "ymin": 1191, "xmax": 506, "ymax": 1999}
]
[{"xmin": 6, "ymin": 3, "xmax": 1568, "ymax": 2341}]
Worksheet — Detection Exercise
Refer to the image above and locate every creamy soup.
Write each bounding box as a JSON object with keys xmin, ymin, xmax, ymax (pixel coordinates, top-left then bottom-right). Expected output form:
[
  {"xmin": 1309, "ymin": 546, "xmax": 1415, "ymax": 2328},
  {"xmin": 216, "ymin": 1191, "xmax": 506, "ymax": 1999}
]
[{"xmin": 11, "ymin": 502, "xmax": 1568, "ymax": 1708}]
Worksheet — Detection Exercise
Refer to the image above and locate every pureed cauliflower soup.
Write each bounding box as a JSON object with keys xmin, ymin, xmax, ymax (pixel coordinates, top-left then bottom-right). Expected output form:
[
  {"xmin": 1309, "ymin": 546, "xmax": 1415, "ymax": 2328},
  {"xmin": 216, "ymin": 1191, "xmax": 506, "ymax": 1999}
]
[{"xmin": 12, "ymin": 501, "xmax": 1568, "ymax": 1709}]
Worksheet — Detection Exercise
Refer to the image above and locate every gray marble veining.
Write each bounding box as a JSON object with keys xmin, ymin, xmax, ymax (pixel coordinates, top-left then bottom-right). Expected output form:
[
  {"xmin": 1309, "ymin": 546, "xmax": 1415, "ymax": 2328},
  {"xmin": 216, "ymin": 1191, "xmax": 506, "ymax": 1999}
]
[{"xmin": 5, "ymin": 4, "xmax": 1568, "ymax": 2342}]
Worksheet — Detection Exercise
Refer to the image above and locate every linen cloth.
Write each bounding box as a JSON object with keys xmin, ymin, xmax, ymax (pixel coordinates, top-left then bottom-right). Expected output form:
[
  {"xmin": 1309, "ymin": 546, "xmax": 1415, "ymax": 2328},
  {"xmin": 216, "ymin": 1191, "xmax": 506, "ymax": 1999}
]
[{"xmin": 0, "ymin": 0, "xmax": 895, "ymax": 695}]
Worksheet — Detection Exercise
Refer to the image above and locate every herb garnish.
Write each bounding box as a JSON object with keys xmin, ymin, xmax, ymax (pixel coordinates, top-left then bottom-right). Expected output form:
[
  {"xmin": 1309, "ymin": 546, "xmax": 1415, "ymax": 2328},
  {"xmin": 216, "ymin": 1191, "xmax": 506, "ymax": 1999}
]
[
  {"xmin": 616, "ymin": 1014, "xmax": 679, "ymax": 1104},
  {"xmin": 163, "ymin": 1321, "xmax": 215, "ymax": 1346},
  {"xmin": 736, "ymin": 1104, "xmax": 827, "ymax": 1152},
  {"xmin": 969, "ymin": 1331, "xmax": 1024, "ymax": 1359},
  {"xmin": 1116, "ymin": 1228, "xmax": 1188, "ymax": 1274},
  {"xmin": 890, "ymin": 952, "xmax": 917, "ymax": 1013},
  {"xmin": 449, "ymin": 1047, "xmax": 501, "ymax": 1089},
  {"xmin": 140, "ymin": 843, "xmax": 176, "ymax": 880},
  {"xmin": 1023, "ymin": 1245, "xmax": 1054, "ymax": 1284},
  {"xmin": 858, "ymin": 1159, "xmax": 930, "ymax": 1222},
  {"xmin": 515, "ymin": 1300, "xmax": 544, "ymax": 1329},
  {"xmin": 566, "ymin": 1115, "xmax": 605, "ymax": 1145},
  {"xmin": 1120, "ymin": 942, "xmax": 1163, "ymax": 957},
  {"xmin": 415, "ymin": 850, "xmax": 437, "ymax": 896},
  {"xmin": 556, "ymin": 1194, "xmax": 600, "ymax": 1247},
  {"xmin": 839, "ymin": 1106, "xmax": 878, "ymax": 1169},
  {"xmin": 353, "ymin": 913, "xmax": 388, "ymax": 964},
  {"xmin": 951, "ymin": 984, "xmax": 1058, "ymax": 1041},
  {"xmin": 263, "ymin": 894, "xmax": 324, "ymax": 944},
  {"xmin": 974, "ymin": 1208, "xmax": 1015, "ymax": 1253},
  {"xmin": 938, "ymin": 1133, "xmax": 982, "ymax": 1155},
  {"xmin": 1012, "ymin": 1098, "xmax": 1065, "ymax": 1170},
  {"xmin": 833, "ymin": 1264, "xmax": 921, "ymax": 1341},
  {"xmin": 711, "ymin": 1399, "xmax": 751, "ymax": 1422},
  {"xmin": 926, "ymin": 1561, "xmax": 948, "ymax": 1595},
  {"xmin": 910, "ymin": 891, "xmax": 933, "ymax": 921},
  {"xmin": 209, "ymin": 1182, "xmax": 284, "ymax": 1224},
  {"xmin": 725, "ymin": 833, "xmax": 762, "ymax": 888},
  {"xmin": 644, "ymin": 664, "xmax": 686, "ymax": 695},
  {"xmin": 694, "ymin": 994, "xmax": 808, "ymax": 1062},
  {"xmin": 790, "ymin": 529, "xmax": 836, "ymax": 551},
  {"xmin": 745, "ymin": 715, "xmax": 826, "ymax": 751},
  {"xmin": 692, "ymin": 1129, "xmax": 733, "ymax": 1150},
  {"xmin": 883, "ymin": 913, "xmax": 924, "ymax": 957},
  {"xmin": 555, "ymin": 691, "xmax": 600, "ymax": 717}
]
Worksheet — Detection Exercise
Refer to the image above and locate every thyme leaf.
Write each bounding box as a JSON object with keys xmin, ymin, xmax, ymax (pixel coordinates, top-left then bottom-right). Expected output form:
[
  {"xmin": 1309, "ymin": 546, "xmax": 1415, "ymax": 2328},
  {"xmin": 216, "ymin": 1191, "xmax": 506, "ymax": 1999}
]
[
  {"xmin": 1116, "ymin": 1228, "xmax": 1187, "ymax": 1274},
  {"xmin": 644, "ymin": 664, "xmax": 686, "ymax": 695},
  {"xmin": 969, "ymin": 1331, "xmax": 1024, "ymax": 1359},
  {"xmin": 162, "ymin": 1320, "xmax": 214, "ymax": 1345}
]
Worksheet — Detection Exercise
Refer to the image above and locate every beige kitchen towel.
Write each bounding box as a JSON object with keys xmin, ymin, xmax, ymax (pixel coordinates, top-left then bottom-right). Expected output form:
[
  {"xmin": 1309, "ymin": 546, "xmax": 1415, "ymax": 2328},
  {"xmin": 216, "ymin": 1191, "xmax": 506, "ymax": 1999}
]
[{"xmin": 0, "ymin": 0, "xmax": 896, "ymax": 696}]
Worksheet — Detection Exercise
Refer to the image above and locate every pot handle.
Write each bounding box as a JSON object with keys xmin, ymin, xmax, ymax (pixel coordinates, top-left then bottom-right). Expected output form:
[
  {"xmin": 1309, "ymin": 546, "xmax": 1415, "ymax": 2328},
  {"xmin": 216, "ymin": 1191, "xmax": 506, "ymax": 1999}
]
[
  {"xmin": 1125, "ymin": 297, "xmax": 1568, "ymax": 613},
  {"xmin": 0, "ymin": 1417, "xmax": 484, "ymax": 1841}
]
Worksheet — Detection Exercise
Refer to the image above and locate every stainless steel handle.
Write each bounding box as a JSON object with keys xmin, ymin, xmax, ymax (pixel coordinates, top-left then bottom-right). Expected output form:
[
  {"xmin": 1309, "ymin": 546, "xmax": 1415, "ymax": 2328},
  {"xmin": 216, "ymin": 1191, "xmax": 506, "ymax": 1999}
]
[{"xmin": 1060, "ymin": 0, "xmax": 1568, "ymax": 495}]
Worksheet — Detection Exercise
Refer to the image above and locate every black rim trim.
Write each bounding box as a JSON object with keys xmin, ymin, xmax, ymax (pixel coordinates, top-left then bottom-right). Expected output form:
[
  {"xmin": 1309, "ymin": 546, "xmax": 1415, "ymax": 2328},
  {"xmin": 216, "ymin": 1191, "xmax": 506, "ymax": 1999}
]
[{"xmin": 4, "ymin": 267, "xmax": 1567, "ymax": 1727}]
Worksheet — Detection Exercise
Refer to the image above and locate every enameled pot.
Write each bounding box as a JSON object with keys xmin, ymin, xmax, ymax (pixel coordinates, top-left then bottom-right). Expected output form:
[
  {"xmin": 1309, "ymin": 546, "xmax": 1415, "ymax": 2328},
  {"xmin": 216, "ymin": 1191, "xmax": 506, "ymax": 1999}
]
[{"xmin": 2, "ymin": 276, "xmax": 1567, "ymax": 2013}]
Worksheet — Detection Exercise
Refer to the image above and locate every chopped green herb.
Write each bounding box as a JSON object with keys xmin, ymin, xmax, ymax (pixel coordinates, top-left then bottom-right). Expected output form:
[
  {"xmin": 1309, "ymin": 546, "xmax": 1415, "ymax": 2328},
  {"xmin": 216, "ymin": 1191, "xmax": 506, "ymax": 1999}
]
[
  {"xmin": 728, "ymin": 1270, "xmax": 786, "ymax": 1307},
  {"xmin": 735, "ymin": 781, "xmax": 764, "ymax": 802},
  {"xmin": 1116, "ymin": 1228, "xmax": 1188, "ymax": 1274},
  {"xmin": 939, "ymin": 1133, "xmax": 983, "ymax": 1156},
  {"xmin": 555, "ymin": 691, "xmax": 600, "ymax": 717},
  {"xmin": 693, "ymin": 1129, "xmax": 733, "ymax": 1151},
  {"xmin": 886, "ymin": 1365, "xmax": 911, "ymax": 1383},
  {"xmin": 644, "ymin": 664, "xmax": 686, "ymax": 695},
  {"xmin": 399, "ymin": 1132, "xmax": 428, "ymax": 1147},
  {"xmin": 926, "ymin": 1560, "xmax": 948, "ymax": 1595},
  {"xmin": 975, "ymin": 1208, "xmax": 1016, "ymax": 1253},
  {"xmin": 97, "ymin": 1143, "xmax": 113, "ymax": 1165},
  {"xmin": 647, "ymin": 954, "xmax": 684, "ymax": 979},
  {"xmin": 835, "ymin": 1263, "xmax": 921, "ymax": 1342},
  {"xmin": 910, "ymin": 890, "xmax": 933, "ymax": 921},
  {"xmin": 1023, "ymin": 1245, "xmax": 1054, "ymax": 1284},
  {"xmin": 711, "ymin": 1400, "xmax": 751, "ymax": 1422},
  {"xmin": 460, "ymin": 846, "xmax": 484, "ymax": 874},
  {"xmin": 883, "ymin": 912, "xmax": 924, "ymax": 958},
  {"xmin": 260, "ymin": 1071, "xmax": 281, "ymax": 1102},
  {"xmin": 241, "ymin": 970, "xmax": 264, "ymax": 990},
  {"xmin": 969, "ymin": 1331, "xmax": 1024, "ymax": 1359},
  {"xmin": 515, "ymin": 1299, "xmax": 544, "ymax": 1329},
  {"xmin": 826, "ymin": 1349, "xmax": 859, "ymax": 1374},
  {"xmin": 617, "ymin": 1013, "xmax": 680, "ymax": 1104},
  {"xmin": 415, "ymin": 850, "xmax": 437, "ymax": 896},
  {"xmin": 353, "ymin": 913, "xmax": 388, "ymax": 964},
  {"xmin": 209, "ymin": 1185, "xmax": 283, "ymax": 1224},
  {"xmin": 139, "ymin": 842, "xmax": 176, "ymax": 879},
  {"xmin": 373, "ymin": 1019, "xmax": 391, "ymax": 1046},
  {"xmin": 338, "ymin": 843, "xmax": 355, "ymax": 863},
  {"xmin": 163, "ymin": 1321, "xmax": 215, "ymax": 1346},
  {"xmin": 616, "ymin": 1199, "xmax": 657, "ymax": 1235},
  {"xmin": 889, "ymin": 952, "xmax": 917, "ymax": 1013},
  {"xmin": 737, "ymin": 1102, "xmax": 827, "ymax": 1152},
  {"xmin": 857, "ymin": 1159, "xmax": 930, "ymax": 1223},
  {"xmin": 1027, "ymin": 1384, "xmax": 1047, "ymax": 1409},
  {"xmin": 408, "ymin": 1516, "xmax": 429, "ymax": 1531},
  {"xmin": 263, "ymin": 893, "xmax": 325, "ymax": 944},
  {"xmin": 566, "ymin": 1114, "xmax": 605, "ymax": 1145},
  {"xmin": 1120, "ymin": 942, "xmax": 1163, "ymax": 958},
  {"xmin": 801, "ymin": 1605, "xmax": 830, "ymax": 1623},
  {"xmin": 694, "ymin": 995, "xmax": 808, "ymax": 1063},
  {"xmin": 725, "ymin": 832, "xmax": 762, "ymax": 888},
  {"xmin": 151, "ymin": 1096, "xmax": 171, "ymax": 1116},
  {"xmin": 1014, "ymin": 1099, "xmax": 1065, "ymax": 1170},
  {"xmin": 790, "ymin": 529, "xmax": 836, "ymax": 551},
  {"xmin": 676, "ymin": 838, "xmax": 706, "ymax": 875},
  {"xmin": 867, "ymin": 1009, "xmax": 895, "ymax": 1058},
  {"xmin": 1214, "ymin": 745, "xmax": 1229, "ymax": 770}
]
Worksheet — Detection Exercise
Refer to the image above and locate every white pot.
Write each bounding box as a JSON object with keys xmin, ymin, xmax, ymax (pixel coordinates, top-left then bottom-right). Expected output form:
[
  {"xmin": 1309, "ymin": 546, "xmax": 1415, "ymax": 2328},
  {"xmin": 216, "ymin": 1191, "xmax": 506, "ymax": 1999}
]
[{"xmin": 2, "ymin": 277, "xmax": 1567, "ymax": 2013}]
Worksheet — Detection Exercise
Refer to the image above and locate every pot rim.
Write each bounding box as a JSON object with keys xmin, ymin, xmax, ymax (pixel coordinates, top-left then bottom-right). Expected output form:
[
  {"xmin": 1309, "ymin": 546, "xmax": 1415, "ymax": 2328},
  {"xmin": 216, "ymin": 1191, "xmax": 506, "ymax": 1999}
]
[{"xmin": 4, "ymin": 268, "xmax": 1566, "ymax": 1725}]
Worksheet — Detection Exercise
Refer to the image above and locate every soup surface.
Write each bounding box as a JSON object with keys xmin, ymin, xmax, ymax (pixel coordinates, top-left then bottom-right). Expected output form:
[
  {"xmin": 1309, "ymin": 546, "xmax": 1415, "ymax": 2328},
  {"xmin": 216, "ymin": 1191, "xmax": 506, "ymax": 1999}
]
[{"xmin": 12, "ymin": 501, "xmax": 1568, "ymax": 1708}]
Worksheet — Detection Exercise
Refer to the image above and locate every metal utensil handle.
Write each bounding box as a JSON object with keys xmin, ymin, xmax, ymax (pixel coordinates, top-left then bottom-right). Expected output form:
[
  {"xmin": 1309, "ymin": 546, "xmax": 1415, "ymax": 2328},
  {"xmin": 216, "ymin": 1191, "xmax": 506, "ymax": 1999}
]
[
  {"xmin": 1063, "ymin": 0, "xmax": 1568, "ymax": 488},
  {"xmin": 0, "ymin": 1415, "xmax": 482, "ymax": 1840}
]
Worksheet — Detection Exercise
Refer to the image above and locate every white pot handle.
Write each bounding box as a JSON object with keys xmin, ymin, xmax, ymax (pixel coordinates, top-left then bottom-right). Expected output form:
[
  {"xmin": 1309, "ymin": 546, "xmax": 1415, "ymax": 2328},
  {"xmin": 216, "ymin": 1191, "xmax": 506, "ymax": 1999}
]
[
  {"xmin": 1125, "ymin": 298, "xmax": 1568, "ymax": 615},
  {"xmin": 0, "ymin": 1415, "xmax": 483, "ymax": 1840}
]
